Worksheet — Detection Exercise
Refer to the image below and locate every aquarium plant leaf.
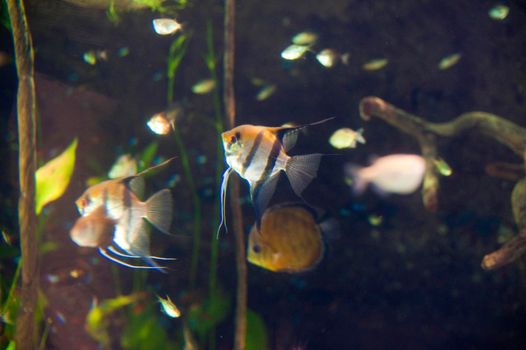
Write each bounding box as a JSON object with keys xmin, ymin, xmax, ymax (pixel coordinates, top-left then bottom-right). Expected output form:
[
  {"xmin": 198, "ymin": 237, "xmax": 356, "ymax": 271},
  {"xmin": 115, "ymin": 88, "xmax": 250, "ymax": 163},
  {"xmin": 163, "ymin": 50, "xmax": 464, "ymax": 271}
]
[
  {"xmin": 137, "ymin": 141, "xmax": 158, "ymax": 172},
  {"xmin": 188, "ymin": 288, "xmax": 231, "ymax": 337},
  {"xmin": 246, "ymin": 309, "xmax": 268, "ymax": 350},
  {"xmin": 1, "ymin": 0, "xmax": 11, "ymax": 32},
  {"xmin": 121, "ymin": 300, "xmax": 176, "ymax": 350},
  {"xmin": 87, "ymin": 293, "xmax": 142, "ymax": 347},
  {"xmin": 166, "ymin": 33, "xmax": 190, "ymax": 103},
  {"xmin": 35, "ymin": 138, "xmax": 78, "ymax": 214}
]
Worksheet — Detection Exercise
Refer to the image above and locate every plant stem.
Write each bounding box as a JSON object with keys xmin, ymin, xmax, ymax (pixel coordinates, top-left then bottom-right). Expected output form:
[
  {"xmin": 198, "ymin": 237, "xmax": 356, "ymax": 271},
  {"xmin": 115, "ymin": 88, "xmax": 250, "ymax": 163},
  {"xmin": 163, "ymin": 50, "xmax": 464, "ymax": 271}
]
[
  {"xmin": 206, "ymin": 20, "xmax": 224, "ymax": 295},
  {"xmin": 165, "ymin": 36, "xmax": 202, "ymax": 289},
  {"xmin": 172, "ymin": 126, "xmax": 202, "ymax": 289},
  {"xmin": 7, "ymin": 0, "xmax": 39, "ymax": 349},
  {"xmin": 223, "ymin": 0, "xmax": 247, "ymax": 348}
]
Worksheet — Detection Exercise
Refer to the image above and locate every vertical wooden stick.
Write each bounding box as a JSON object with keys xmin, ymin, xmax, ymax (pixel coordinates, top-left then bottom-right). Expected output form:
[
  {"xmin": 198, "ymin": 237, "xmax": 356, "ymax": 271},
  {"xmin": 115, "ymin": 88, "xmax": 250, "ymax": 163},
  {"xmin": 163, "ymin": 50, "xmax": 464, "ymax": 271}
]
[
  {"xmin": 7, "ymin": 0, "xmax": 39, "ymax": 349},
  {"xmin": 223, "ymin": 0, "xmax": 247, "ymax": 348}
]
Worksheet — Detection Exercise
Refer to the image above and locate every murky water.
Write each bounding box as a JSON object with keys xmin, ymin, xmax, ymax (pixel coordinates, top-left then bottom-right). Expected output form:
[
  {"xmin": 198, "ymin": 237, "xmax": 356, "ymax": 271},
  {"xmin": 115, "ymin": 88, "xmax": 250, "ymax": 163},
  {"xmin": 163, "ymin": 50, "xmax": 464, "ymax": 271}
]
[{"xmin": 2, "ymin": 0, "xmax": 526, "ymax": 349}]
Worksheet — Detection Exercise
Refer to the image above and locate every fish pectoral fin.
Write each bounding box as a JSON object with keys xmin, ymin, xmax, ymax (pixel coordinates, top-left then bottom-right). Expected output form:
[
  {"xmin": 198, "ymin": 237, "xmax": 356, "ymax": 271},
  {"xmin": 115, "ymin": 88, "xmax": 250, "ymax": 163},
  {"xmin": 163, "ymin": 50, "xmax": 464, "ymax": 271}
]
[
  {"xmin": 145, "ymin": 189, "xmax": 173, "ymax": 234},
  {"xmin": 250, "ymin": 174, "xmax": 280, "ymax": 229},
  {"xmin": 285, "ymin": 153, "xmax": 322, "ymax": 197},
  {"xmin": 217, "ymin": 167, "xmax": 233, "ymax": 238}
]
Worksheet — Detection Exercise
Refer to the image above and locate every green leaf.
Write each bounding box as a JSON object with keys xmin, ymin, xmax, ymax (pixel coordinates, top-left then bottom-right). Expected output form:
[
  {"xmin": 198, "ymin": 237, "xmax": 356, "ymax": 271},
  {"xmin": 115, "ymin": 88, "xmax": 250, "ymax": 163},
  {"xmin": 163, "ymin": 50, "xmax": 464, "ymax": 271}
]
[
  {"xmin": 246, "ymin": 309, "xmax": 268, "ymax": 350},
  {"xmin": 187, "ymin": 288, "xmax": 231, "ymax": 337},
  {"xmin": 35, "ymin": 138, "xmax": 78, "ymax": 214},
  {"xmin": 1, "ymin": 1, "xmax": 11, "ymax": 32},
  {"xmin": 86, "ymin": 293, "xmax": 141, "ymax": 347},
  {"xmin": 137, "ymin": 141, "xmax": 158, "ymax": 172},
  {"xmin": 121, "ymin": 300, "xmax": 176, "ymax": 350}
]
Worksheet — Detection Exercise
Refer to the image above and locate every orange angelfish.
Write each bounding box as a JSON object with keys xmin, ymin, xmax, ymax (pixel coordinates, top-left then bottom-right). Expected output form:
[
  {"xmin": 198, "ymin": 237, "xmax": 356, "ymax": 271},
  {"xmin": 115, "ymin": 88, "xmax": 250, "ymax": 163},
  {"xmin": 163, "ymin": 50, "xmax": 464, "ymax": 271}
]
[
  {"xmin": 72, "ymin": 159, "xmax": 175, "ymax": 271},
  {"xmin": 218, "ymin": 118, "xmax": 333, "ymax": 235}
]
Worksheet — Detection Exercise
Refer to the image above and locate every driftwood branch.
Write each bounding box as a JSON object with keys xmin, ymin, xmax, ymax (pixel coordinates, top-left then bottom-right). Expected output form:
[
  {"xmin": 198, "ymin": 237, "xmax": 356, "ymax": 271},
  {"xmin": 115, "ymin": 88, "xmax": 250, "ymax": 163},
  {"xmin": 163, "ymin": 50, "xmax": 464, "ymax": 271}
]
[
  {"xmin": 223, "ymin": 0, "xmax": 247, "ymax": 348},
  {"xmin": 359, "ymin": 96, "xmax": 526, "ymax": 270},
  {"xmin": 7, "ymin": 0, "xmax": 39, "ymax": 349}
]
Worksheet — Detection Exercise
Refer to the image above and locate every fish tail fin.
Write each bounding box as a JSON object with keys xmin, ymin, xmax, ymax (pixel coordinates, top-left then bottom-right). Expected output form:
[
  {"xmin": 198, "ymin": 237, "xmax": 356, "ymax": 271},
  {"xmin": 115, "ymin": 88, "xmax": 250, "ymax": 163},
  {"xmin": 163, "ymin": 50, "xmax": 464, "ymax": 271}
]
[
  {"xmin": 285, "ymin": 153, "xmax": 322, "ymax": 197},
  {"xmin": 345, "ymin": 164, "xmax": 367, "ymax": 195},
  {"xmin": 145, "ymin": 189, "xmax": 173, "ymax": 234}
]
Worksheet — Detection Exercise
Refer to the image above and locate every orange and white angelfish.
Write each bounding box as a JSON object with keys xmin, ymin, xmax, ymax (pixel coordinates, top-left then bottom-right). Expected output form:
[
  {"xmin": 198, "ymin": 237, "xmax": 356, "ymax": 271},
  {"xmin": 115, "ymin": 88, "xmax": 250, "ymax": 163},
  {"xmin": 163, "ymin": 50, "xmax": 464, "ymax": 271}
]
[
  {"xmin": 217, "ymin": 118, "xmax": 333, "ymax": 235},
  {"xmin": 71, "ymin": 159, "xmax": 176, "ymax": 271}
]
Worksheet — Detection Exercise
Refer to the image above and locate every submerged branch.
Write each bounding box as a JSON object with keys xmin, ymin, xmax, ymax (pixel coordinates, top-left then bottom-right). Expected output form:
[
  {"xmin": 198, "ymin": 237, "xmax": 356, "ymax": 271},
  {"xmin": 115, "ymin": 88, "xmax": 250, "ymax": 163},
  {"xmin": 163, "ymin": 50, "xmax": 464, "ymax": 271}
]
[
  {"xmin": 7, "ymin": 0, "xmax": 39, "ymax": 348},
  {"xmin": 224, "ymin": 0, "xmax": 247, "ymax": 348},
  {"xmin": 359, "ymin": 96, "xmax": 526, "ymax": 270}
]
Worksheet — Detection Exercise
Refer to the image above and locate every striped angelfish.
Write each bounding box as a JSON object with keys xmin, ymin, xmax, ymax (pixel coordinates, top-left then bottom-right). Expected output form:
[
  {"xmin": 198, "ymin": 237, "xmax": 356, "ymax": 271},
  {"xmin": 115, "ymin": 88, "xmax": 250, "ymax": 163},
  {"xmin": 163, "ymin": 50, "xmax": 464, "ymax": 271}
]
[
  {"xmin": 72, "ymin": 159, "xmax": 176, "ymax": 271},
  {"xmin": 218, "ymin": 118, "xmax": 333, "ymax": 235}
]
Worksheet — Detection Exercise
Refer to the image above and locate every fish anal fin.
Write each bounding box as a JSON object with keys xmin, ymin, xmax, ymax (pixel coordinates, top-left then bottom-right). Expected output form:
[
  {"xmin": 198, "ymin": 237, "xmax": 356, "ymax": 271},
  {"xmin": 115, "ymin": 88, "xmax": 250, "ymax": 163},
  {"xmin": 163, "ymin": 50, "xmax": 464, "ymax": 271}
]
[
  {"xmin": 285, "ymin": 153, "xmax": 322, "ymax": 197},
  {"xmin": 250, "ymin": 174, "xmax": 280, "ymax": 229},
  {"xmin": 145, "ymin": 189, "xmax": 173, "ymax": 234}
]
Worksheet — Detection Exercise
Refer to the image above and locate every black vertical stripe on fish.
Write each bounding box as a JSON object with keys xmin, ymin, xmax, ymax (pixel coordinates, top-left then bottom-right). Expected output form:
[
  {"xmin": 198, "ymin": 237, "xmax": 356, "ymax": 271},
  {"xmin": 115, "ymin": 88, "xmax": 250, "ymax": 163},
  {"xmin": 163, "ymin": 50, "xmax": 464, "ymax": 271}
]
[
  {"xmin": 258, "ymin": 137, "xmax": 281, "ymax": 184},
  {"xmin": 251, "ymin": 138, "xmax": 282, "ymax": 227},
  {"xmin": 241, "ymin": 130, "xmax": 264, "ymax": 176}
]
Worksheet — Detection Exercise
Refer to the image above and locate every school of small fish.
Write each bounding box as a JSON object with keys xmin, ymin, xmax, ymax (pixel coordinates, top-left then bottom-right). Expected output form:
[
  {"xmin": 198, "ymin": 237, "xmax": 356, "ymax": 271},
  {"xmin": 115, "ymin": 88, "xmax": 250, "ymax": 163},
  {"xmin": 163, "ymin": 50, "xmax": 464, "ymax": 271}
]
[{"xmin": 69, "ymin": 23, "xmax": 463, "ymax": 279}]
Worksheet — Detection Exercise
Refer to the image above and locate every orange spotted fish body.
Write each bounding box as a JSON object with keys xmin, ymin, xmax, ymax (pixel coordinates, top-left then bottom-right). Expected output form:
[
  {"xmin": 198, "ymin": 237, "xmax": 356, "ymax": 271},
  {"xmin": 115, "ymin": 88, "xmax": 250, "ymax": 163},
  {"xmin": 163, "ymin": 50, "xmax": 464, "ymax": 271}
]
[{"xmin": 247, "ymin": 204, "xmax": 325, "ymax": 273}]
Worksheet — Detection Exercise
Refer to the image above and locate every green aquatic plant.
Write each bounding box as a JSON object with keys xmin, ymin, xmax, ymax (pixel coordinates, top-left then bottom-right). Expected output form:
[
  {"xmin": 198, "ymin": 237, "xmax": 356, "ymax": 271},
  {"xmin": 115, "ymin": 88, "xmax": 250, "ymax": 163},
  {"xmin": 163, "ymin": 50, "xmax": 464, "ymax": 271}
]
[
  {"xmin": 87, "ymin": 293, "xmax": 144, "ymax": 348},
  {"xmin": 205, "ymin": 19, "xmax": 224, "ymax": 299},
  {"xmin": 0, "ymin": 1, "xmax": 10, "ymax": 31},
  {"xmin": 121, "ymin": 296, "xmax": 177, "ymax": 350},
  {"xmin": 245, "ymin": 309, "xmax": 268, "ymax": 350},
  {"xmin": 35, "ymin": 138, "xmax": 78, "ymax": 214},
  {"xmin": 359, "ymin": 96, "xmax": 526, "ymax": 270},
  {"xmin": 167, "ymin": 34, "xmax": 190, "ymax": 104},
  {"xmin": 164, "ymin": 32, "xmax": 206, "ymax": 289}
]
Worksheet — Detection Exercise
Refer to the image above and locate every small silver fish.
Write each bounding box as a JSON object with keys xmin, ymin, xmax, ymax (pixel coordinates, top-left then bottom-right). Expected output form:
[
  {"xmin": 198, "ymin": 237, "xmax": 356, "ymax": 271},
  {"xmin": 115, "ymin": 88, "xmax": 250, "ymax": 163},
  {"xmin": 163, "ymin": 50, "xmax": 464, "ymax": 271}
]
[
  {"xmin": 291, "ymin": 31, "xmax": 318, "ymax": 46},
  {"xmin": 152, "ymin": 18, "xmax": 183, "ymax": 35},
  {"xmin": 281, "ymin": 44, "xmax": 310, "ymax": 60},
  {"xmin": 362, "ymin": 58, "xmax": 388, "ymax": 71},
  {"xmin": 329, "ymin": 127, "xmax": 366, "ymax": 149},
  {"xmin": 158, "ymin": 295, "xmax": 181, "ymax": 318},
  {"xmin": 438, "ymin": 53, "xmax": 462, "ymax": 70},
  {"xmin": 316, "ymin": 49, "xmax": 349, "ymax": 68},
  {"xmin": 191, "ymin": 79, "xmax": 216, "ymax": 94}
]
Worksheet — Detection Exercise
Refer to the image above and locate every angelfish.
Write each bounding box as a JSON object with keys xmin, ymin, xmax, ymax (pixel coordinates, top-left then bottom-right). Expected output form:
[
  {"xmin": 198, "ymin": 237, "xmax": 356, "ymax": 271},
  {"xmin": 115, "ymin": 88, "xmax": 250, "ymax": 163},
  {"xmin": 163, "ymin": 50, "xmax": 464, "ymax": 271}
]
[
  {"xmin": 72, "ymin": 160, "xmax": 175, "ymax": 271},
  {"xmin": 218, "ymin": 118, "xmax": 333, "ymax": 234}
]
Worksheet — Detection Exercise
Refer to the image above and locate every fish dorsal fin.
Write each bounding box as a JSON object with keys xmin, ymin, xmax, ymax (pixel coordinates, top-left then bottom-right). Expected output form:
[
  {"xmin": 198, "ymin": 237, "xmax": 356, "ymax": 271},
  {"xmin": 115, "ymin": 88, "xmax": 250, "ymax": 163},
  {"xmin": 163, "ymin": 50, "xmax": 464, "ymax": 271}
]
[
  {"xmin": 135, "ymin": 157, "xmax": 177, "ymax": 178},
  {"xmin": 250, "ymin": 174, "xmax": 280, "ymax": 229},
  {"xmin": 281, "ymin": 128, "xmax": 299, "ymax": 152},
  {"xmin": 276, "ymin": 117, "xmax": 336, "ymax": 152},
  {"xmin": 128, "ymin": 176, "xmax": 145, "ymax": 200}
]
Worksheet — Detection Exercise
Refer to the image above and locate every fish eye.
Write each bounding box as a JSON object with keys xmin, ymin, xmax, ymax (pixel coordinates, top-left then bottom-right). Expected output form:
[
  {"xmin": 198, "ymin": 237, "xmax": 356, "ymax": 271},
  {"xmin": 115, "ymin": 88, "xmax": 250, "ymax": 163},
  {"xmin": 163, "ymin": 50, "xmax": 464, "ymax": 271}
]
[
  {"xmin": 230, "ymin": 135, "xmax": 237, "ymax": 144},
  {"xmin": 252, "ymin": 244, "xmax": 261, "ymax": 253}
]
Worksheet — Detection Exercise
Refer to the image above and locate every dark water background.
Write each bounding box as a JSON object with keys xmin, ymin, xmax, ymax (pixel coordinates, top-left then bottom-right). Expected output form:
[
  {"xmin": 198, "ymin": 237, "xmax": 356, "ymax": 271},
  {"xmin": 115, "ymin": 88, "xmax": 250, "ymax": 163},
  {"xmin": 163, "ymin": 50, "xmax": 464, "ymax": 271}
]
[{"xmin": 2, "ymin": 0, "xmax": 526, "ymax": 349}]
